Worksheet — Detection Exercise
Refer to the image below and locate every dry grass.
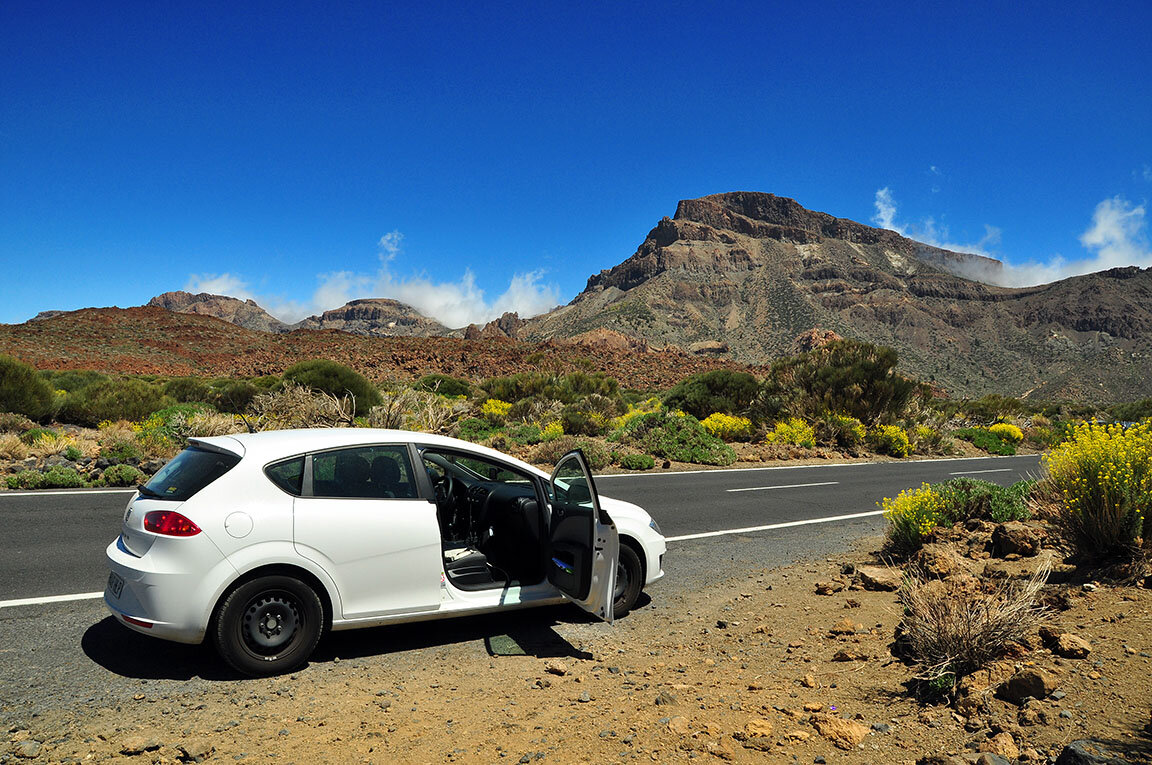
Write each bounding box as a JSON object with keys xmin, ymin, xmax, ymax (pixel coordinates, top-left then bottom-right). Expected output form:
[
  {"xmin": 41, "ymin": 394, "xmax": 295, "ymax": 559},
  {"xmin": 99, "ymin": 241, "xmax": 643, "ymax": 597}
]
[
  {"xmin": 0, "ymin": 434, "xmax": 29, "ymax": 460},
  {"xmin": 250, "ymin": 383, "xmax": 356, "ymax": 430},
  {"xmin": 898, "ymin": 556, "xmax": 1051, "ymax": 687},
  {"xmin": 186, "ymin": 411, "xmax": 246, "ymax": 437},
  {"xmin": 365, "ymin": 389, "xmax": 470, "ymax": 434}
]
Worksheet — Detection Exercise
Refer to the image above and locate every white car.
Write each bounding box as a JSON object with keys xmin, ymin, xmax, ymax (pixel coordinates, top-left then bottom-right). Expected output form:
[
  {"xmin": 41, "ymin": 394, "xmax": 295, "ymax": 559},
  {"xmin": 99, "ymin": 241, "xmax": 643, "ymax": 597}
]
[{"xmin": 104, "ymin": 429, "xmax": 666, "ymax": 676}]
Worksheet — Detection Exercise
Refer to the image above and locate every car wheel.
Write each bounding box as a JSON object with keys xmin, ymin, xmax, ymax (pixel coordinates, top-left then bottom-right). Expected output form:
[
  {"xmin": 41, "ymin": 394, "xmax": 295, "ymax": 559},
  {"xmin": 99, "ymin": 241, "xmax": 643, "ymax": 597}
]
[
  {"xmin": 214, "ymin": 575, "xmax": 324, "ymax": 677},
  {"xmin": 612, "ymin": 543, "xmax": 644, "ymax": 618}
]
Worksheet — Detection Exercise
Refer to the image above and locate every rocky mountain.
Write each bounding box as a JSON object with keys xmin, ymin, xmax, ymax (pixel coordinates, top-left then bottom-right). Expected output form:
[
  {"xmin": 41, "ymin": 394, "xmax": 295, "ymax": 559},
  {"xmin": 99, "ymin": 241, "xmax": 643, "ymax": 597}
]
[
  {"xmin": 292, "ymin": 298, "xmax": 455, "ymax": 337},
  {"xmin": 148, "ymin": 291, "xmax": 291, "ymax": 333},
  {"xmin": 517, "ymin": 192, "xmax": 1152, "ymax": 401}
]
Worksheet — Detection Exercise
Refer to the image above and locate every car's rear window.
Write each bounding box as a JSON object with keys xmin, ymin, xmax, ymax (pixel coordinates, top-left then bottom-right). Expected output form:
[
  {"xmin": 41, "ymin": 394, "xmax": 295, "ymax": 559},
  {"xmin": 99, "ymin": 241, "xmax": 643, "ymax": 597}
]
[
  {"xmin": 143, "ymin": 446, "xmax": 241, "ymax": 501},
  {"xmin": 265, "ymin": 456, "xmax": 304, "ymax": 496}
]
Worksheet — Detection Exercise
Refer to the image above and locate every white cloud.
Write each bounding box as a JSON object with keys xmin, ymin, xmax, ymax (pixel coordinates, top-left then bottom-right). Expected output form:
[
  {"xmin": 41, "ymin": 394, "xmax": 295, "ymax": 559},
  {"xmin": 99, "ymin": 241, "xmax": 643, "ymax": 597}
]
[
  {"xmin": 183, "ymin": 233, "xmax": 563, "ymax": 328},
  {"xmin": 872, "ymin": 188, "xmax": 1152, "ymax": 287}
]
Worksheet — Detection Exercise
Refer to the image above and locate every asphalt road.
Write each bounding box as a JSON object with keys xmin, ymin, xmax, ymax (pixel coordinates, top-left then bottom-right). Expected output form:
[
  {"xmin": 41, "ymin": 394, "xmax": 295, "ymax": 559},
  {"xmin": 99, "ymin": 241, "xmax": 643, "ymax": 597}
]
[{"xmin": 0, "ymin": 454, "xmax": 1041, "ymax": 602}]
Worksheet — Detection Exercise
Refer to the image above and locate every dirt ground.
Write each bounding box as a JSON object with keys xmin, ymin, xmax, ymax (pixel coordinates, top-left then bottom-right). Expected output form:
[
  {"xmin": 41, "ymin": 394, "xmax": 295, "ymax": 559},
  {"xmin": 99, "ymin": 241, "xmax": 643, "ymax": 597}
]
[{"xmin": 5, "ymin": 534, "xmax": 1150, "ymax": 764}]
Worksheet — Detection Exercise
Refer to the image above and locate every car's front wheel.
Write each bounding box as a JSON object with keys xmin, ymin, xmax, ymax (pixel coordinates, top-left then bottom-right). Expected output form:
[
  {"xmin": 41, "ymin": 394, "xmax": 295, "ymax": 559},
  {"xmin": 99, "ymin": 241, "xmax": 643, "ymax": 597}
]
[
  {"xmin": 214, "ymin": 575, "xmax": 324, "ymax": 677},
  {"xmin": 612, "ymin": 543, "xmax": 644, "ymax": 618}
]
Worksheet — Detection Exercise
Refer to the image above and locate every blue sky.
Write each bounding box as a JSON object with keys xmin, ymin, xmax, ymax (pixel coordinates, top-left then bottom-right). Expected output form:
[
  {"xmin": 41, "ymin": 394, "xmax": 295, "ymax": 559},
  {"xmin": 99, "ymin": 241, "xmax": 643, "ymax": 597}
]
[{"xmin": 2, "ymin": 1, "xmax": 1150, "ymax": 326}]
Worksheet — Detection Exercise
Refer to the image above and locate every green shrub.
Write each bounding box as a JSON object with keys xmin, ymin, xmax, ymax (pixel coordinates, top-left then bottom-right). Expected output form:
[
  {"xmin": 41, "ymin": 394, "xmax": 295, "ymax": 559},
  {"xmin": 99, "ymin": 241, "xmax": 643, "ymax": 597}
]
[
  {"xmin": 662, "ymin": 369, "xmax": 761, "ymax": 420},
  {"xmin": 20, "ymin": 427, "xmax": 58, "ymax": 445},
  {"xmin": 700, "ymin": 412, "xmax": 754, "ymax": 441},
  {"xmin": 934, "ymin": 478, "xmax": 1034, "ymax": 524},
  {"xmin": 615, "ymin": 411, "xmax": 736, "ymax": 466},
  {"xmin": 765, "ymin": 417, "xmax": 815, "ymax": 448},
  {"xmin": 1026, "ymin": 421, "xmax": 1076, "ymax": 449},
  {"xmin": 43, "ymin": 369, "xmax": 109, "ymax": 393},
  {"xmin": 527, "ymin": 436, "xmax": 612, "ymax": 470},
  {"xmin": 909, "ymin": 425, "xmax": 948, "ymax": 455},
  {"xmin": 63, "ymin": 445, "xmax": 82, "ymax": 461},
  {"xmin": 282, "ymin": 360, "xmax": 381, "ymax": 416},
  {"xmin": 163, "ymin": 377, "xmax": 212, "ymax": 403},
  {"xmin": 57, "ymin": 378, "xmax": 172, "ymax": 426},
  {"xmin": 1108, "ymin": 397, "xmax": 1152, "ymax": 423},
  {"xmin": 415, "ymin": 374, "xmax": 473, "ymax": 398},
  {"xmin": 99, "ymin": 463, "xmax": 146, "ymax": 487},
  {"xmin": 618, "ymin": 453, "xmax": 655, "ymax": 471},
  {"xmin": 1043, "ymin": 421, "xmax": 1152, "ymax": 559},
  {"xmin": 6, "ymin": 466, "xmax": 86, "ymax": 490},
  {"xmin": 869, "ymin": 425, "xmax": 911, "ymax": 457},
  {"xmin": 504, "ymin": 423, "xmax": 544, "ymax": 445},
  {"xmin": 482, "ymin": 371, "xmax": 621, "ymax": 407},
  {"xmin": 456, "ymin": 417, "xmax": 496, "ymax": 443},
  {"xmin": 764, "ymin": 340, "xmax": 924, "ymax": 425},
  {"xmin": 211, "ymin": 380, "xmax": 260, "ymax": 413},
  {"xmin": 0, "ymin": 356, "xmax": 55, "ymax": 420},
  {"xmin": 953, "ymin": 427, "xmax": 1016, "ymax": 456}
]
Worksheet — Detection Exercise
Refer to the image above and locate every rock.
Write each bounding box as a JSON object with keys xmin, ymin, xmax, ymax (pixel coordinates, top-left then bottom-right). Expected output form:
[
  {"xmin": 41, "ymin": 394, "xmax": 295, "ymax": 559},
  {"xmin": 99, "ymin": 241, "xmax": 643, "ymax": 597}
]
[
  {"xmin": 577, "ymin": 691, "xmax": 591, "ymax": 703},
  {"xmin": 815, "ymin": 580, "xmax": 844, "ymax": 595},
  {"xmin": 809, "ymin": 713, "xmax": 869, "ymax": 750},
  {"xmin": 666, "ymin": 716, "xmax": 691, "ymax": 735},
  {"xmin": 996, "ymin": 668, "xmax": 1057, "ymax": 704},
  {"xmin": 803, "ymin": 702, "xmax": 823, "ymax": 712},
  {"xmin": 14, "ymin": 740, "xmax": 41, "ymax": 758},
  {"xmin": 744, "ymin": 718, "xmax": 773, "ymax": 737},
  {"xmin": 655, "ymin": 690, "xmax": 677, "ymax": 706},
  {"xmin": 177, "ymin": 740, "xmax": 215, "ymax": 763},
  {"xmin": 831, "ymin": 649, "xmax": 869, "ymax": 662},
  {"xmin": 992, "ymin": 522, "xmax": 1042, "ymax": 557},
  {"xmin": 801, "ymin": 674, "xmax": 816, "ymax": 688},
  {"xmin": 981, "ymin": 731, "xmax": 1019, "ymax": 760},
  {"xmin": 911, "ymin": 543, "xmax": 965, "ymax": 578},
  {"xmin": 954, "ymin": 695, "xmax": 987, "ymax": 719},
  {"xmin": 705, "ymin": 737, "xmax": 737, "ymax": 760},
  {"xmin": 120, "ymin": 736, "xmax": 162, "ymax": 755},
  {"xmin": 829, "ymin": 617, "xmax": 860, "ymax": 635},
  {"xmin": 856, "ymin": 565, "xmax": 901, "ymax": 591},
  {"xmin": 783, "ymin": 730, "xmax": 811, "ymax": 742},
  {"xmin": 1055, "ymin": 740, "xmax": 1128, "ymax": 764},
  {"xmin": 1054, "ymin": 634, "xmax": 1092, "ymax": 659},
  {"xmin": 543, "ymin": 660, "xmax": 569, "ymax": 676},
  {"xmin": 687, "ymin": 340, "xmax": 729, "ymax": 355},
  {"xmin": 871, "ymin": 722, "xmax": 891, "ymax": 733},
  {"xmin": 974, "ymin": 755, "xmax": 1012, "ymax": 765}
]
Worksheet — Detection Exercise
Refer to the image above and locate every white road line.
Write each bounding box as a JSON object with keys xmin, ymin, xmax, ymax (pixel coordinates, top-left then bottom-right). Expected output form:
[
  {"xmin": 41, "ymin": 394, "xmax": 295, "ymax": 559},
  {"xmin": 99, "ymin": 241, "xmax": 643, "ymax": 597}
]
[
  {"xmin": 948, "ymin": 468, "xmax": 1014, "ymax": 475},
  {"xmin": 595, "ymin": 453, "xmax": 1038, "ymax": 479},
  {"xmin": 726, "ymin": 481, "xmax": 839, "ymax": 493},
  {"xmin": 665, "ymin": 509, "xmax": 887, "ymax": 542},
  {"xmin": 0, "ymin": 592, "xmax": 104, "ymax": 609},
  {"xmin": 0, "ymin": 489, "xmax": 136, "ymax": 498}
]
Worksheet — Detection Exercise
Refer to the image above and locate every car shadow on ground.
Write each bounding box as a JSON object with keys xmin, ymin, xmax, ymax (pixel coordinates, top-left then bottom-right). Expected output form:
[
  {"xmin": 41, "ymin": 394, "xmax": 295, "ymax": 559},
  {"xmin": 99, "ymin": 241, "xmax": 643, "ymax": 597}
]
[{"xmin": 82, "ymin": 597, "xmax": 651, "ymax": 681}]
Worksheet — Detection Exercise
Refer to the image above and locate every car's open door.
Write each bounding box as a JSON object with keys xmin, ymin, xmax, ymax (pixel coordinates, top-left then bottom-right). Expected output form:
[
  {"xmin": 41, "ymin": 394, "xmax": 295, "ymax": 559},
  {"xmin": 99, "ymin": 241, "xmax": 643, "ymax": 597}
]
[{"xmin": 547, "ymin": 450, "xmax": 619, "ymax": 622}]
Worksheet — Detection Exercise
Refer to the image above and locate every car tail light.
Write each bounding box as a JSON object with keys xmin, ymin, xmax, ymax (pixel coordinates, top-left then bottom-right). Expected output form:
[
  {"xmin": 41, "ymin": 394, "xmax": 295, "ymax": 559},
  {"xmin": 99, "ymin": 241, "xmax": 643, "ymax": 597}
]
[{"xmin": 143, "ymin": 510, "xmax": 202, "ymax": 536}]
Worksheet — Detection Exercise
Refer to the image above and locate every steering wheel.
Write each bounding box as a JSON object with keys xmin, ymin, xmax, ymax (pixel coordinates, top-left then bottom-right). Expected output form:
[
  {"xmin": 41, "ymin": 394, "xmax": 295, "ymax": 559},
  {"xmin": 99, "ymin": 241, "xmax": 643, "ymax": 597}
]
[{"xmin": 434, "ymin": 471, "xmax": 456, "ymax": 504}]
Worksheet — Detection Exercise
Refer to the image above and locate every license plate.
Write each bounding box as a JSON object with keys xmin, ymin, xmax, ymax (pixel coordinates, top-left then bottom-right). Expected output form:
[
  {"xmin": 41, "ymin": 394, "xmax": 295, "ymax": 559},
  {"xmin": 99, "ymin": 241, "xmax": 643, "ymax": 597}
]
[{"xmin": 107, "ymin": 571, "xmax": 124, "ymax": 599}]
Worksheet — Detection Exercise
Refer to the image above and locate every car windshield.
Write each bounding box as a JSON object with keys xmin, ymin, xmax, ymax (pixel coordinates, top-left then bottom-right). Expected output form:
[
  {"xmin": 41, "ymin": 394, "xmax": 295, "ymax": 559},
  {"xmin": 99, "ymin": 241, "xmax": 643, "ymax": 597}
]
[{"xmin": 142, "ymin": 446, "xmax": 241, "ymax": 501}]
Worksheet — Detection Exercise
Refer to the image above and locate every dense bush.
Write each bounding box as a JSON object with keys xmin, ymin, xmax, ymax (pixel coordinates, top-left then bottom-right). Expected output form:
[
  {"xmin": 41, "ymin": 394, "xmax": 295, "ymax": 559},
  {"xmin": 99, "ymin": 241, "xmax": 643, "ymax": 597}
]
[
  {"xmin": 482, "ymin": 371, "xmax": 621, "ymax": 407},
  {"xmin": 527, "ymin": 435, "xmax": 612, "ymax": 471},
  {"xmin": 1043, "ymin": 421, "xmax": 1152, "ymax": 560},
  {"xmin": 99, "ymin": 463, "xmax": 146, "ymax": 487},
  {"xmin": 988, "ymin": 422, "xmax": 1023, "ymax": 443},
  {"xmin": 882, "ymin": 483, "xmax": 946, "ymax": 554},
  {"xmin": 764, "ymin": 340, "xmax": 923, "ymax": 425},
  {"xmin": 163, "ymin": 377, "xmax": 212, "ymax": 403},
  {"xmin": 57, "ymin": 378, "xmax": 171, "ymax": 426},
  {"xmin": 953, "ymin": 427, "xmax": 1016, "ymax": 456},
  {"xmin": 0, "ymin": 355, "xmax": 55, "ymax": 421},
  {"xmin": 282, "ymin": 360, "xmax": 381, "ymax": 416},
  {"xmin": 817, "ymin": 412, "xmax": 865, "ymax": 449},
  {"xmin": 700, "ymin": 412, "xmax": 754, "ymax": 441},
  {"xmin": 480, "ymin": 398, "xmax": 512, "ymax": 423},
  {"xmin": 868, "ymin": 425, "xmax": 911, "ymax": 457},
  {"xmin": 43, "ymin": 369, "xmax": 109, "ymax": 393},
  {"xmin": 6, "ymin": 466, "xmax": 86, "ymax": 490},
  {"xmin": 212, "ymin": 379, "xmax": 260, "ymax": 413},
  {"xmin": 909, "ymin": 425, "xmax": 949, "ymax": 455},
  {"xmin": 662, "ymin": 369, "xmax": 761, "ymax": 420},
  {"xmin": 613, "ymin": 411, "xmax": 736, "ymax": 466},
  {"xmin": 617, "ymin": 453, "xmax": 655, "ymax": 471},
  {"xmin": 1109, "ymin": 397, "xmax": 1152, "ymax": 423},
  {"xmin": 456, "ymin": 417, "xmax": 497, "ymax": 442},
  {"xmin": 765, "ymin": 417, "xmax": 815, "ymax": 448},
  {"xmin": 415, "ymin": 374, "xmax": 473, "ymax": 398}
]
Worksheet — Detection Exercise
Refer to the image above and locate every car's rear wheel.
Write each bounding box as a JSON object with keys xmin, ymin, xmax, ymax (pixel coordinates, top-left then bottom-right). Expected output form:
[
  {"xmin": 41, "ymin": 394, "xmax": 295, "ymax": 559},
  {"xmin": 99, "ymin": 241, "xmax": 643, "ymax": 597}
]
[
  {"xmin": 612, "ymin": 543, "xmax": 644, "ymax": 618},
  {"xmin": 214, "ymin": 575, "xmax": 324, "ymax": 677}
]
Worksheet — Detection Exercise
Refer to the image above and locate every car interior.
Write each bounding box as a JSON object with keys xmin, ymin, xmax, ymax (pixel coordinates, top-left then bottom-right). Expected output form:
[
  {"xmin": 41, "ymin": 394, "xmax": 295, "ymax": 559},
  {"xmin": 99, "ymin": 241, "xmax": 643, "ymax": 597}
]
[{"xmin": 421, "ymin": 449, "xmax": 548, "ymax": 591}]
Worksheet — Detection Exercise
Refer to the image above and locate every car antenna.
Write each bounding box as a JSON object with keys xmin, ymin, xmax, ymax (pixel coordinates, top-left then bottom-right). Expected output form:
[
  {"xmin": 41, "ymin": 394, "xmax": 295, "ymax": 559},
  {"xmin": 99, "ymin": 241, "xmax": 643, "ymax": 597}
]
[{"xmin": 224, "ymin": 390, "xmax": 258, "ymax": 434}]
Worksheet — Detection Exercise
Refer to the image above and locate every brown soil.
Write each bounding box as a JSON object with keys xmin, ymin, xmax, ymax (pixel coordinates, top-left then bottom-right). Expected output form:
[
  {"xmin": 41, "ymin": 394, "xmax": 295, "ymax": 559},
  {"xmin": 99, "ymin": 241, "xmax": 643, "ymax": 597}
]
[{"xmin": 8, "ymin": 540, "xmax": 1150, "ymax": 764}]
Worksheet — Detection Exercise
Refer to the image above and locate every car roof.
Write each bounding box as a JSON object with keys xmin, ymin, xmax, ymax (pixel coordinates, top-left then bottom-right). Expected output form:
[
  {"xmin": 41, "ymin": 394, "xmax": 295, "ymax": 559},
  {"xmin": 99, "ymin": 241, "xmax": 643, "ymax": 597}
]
[{"xmin": 192, "ymin": 428, "xmax": 549, "ymax": 477}]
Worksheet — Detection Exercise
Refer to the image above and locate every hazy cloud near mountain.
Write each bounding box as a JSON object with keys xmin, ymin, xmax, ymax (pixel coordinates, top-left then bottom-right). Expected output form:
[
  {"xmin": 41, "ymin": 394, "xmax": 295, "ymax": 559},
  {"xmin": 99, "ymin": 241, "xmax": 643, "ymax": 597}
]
[
  {"xmin": 872, "ymin": 189, "xmax": 1152, "ymax": 287},
  {"xmin": 185, "ymin": 232, "xmax": 562, "ymax": 328}
]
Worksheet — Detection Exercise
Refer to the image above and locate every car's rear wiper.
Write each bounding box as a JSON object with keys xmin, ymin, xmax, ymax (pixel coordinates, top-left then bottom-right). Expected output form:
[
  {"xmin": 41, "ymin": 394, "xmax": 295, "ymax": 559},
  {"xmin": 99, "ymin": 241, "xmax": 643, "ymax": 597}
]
[{"xmin": 136, "ymin": 484, "xmax": 166, "ymax": 499}]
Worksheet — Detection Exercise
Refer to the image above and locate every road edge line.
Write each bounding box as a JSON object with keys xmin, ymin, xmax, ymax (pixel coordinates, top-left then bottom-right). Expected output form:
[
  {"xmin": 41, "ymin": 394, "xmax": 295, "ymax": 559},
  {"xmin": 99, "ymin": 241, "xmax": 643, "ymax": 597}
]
[
  {"xmin": 0, "ymin": 592, "xmax": 105, "ymax": 609},
  {"xmin": 665, "ymin": 509, "xmax": 887, "ymax": 542}
]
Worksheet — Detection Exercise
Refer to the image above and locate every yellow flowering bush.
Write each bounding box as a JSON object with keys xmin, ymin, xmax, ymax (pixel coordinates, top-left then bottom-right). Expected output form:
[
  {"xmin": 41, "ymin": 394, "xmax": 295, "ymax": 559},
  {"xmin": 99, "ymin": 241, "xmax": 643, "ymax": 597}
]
[
  {"xmin": 823, "ymin": 413, "xmax": 865, "ymax": 448},
  {"xmin": 763, "ymin": 417, "xmax": 815, "ymax": 447},
  {"xmin": 700, "ymin": 412, "xmax": 754, "ymax": 441},
  {"xmin": 988, "ymin": 422, "xmax": 1024, "ymax": 443},
  {"xmin": 882, "ymin": 483, "xmax": 946, "ymax": 553},
  {"xmin": 1043, "ymin": 420, "xmax": 1152, "ymax": 557},
  {"xmin": 480, "ymin": 398, "xmax": 513, "ymax": 423},
  {"xmin": 868, "ymin": 424, "xmax": 911, "ymax": 457},
  {"xmin": 541, "ymin": 421, "xmax": 564, "ymax": 441},
  {"xmin": 610, "ymin": 397, "xmax": 663, "ymax": 431}
]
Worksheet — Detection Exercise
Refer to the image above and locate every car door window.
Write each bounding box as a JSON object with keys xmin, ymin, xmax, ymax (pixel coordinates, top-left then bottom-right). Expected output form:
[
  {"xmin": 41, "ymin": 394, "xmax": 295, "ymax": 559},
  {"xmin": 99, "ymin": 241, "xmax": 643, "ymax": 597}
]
[{"xmin": 311, "ymin": 446, "xmax": 417, "ymax": 499}]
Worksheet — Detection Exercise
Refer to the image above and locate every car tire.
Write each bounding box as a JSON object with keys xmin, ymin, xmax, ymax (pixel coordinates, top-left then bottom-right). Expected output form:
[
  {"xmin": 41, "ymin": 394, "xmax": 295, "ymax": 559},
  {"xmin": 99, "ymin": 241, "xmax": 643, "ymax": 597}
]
[
  {"xmin": 612, "ymin": 543, "xmax": 644, "ymax": 619},
  {"xmin": 214, "ymin": 575, "xmax": 324, "ymax": 677}
]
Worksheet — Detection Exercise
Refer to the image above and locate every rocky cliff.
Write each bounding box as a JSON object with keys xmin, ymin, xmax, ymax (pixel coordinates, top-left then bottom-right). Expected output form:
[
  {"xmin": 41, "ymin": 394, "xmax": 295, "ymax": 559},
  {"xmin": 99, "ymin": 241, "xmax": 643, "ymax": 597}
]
[
  {"xmin": 147, "ymin": 291, "xmax": 291, "ymax": 334},
  {"xmin": 293, "ymin": 298, "xmax": 455, "ymax": 337}
]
